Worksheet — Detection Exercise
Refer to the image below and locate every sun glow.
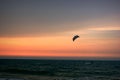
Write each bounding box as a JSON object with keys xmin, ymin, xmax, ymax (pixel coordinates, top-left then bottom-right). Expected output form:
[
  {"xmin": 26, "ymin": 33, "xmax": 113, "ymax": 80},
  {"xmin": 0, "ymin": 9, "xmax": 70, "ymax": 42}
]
[{"xmin": 0, "ymin": 35, "xmax": 120, "ymax": 59}]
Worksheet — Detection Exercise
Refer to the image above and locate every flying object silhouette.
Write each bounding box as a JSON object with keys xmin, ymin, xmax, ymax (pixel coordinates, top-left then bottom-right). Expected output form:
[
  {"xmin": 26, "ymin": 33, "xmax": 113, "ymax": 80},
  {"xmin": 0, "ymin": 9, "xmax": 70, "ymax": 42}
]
[{"xmin": 72, "ymin": 35, "xmax": 80, "ymax": 41}]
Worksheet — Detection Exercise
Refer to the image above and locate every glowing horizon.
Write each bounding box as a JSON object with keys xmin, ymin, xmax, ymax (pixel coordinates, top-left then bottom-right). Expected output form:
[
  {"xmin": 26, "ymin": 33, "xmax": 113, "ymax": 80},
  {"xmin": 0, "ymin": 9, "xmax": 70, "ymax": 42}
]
[
  {"xmin": 0, "ymin": 34, "xmax": 120, "ymax": 59},
  {"xmin": 0, "ymin": 0, "xmax": 120, "ymax": 59}
]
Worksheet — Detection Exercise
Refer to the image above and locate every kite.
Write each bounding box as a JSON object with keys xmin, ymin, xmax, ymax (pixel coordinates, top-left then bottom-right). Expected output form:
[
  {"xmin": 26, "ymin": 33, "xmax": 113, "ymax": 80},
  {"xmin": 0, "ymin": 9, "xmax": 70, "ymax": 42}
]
[{"xmin": 73, "ymin": 35, "xmax": 79, "ymax": 41}]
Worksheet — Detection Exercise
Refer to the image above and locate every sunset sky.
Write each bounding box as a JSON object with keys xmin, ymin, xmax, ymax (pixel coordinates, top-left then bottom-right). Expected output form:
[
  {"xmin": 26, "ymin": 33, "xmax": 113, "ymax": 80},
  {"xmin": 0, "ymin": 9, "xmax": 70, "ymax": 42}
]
[{"xmin": 0, "ymin": 0, "xmax": 120, "ymax": 59}]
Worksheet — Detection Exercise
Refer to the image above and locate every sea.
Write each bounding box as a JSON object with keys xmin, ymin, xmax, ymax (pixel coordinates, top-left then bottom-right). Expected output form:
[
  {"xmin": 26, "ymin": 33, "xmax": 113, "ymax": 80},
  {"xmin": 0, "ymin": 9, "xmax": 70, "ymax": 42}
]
[{"xmin": 0, "ymin": 59, "xmax": 120, "ymax": 80}]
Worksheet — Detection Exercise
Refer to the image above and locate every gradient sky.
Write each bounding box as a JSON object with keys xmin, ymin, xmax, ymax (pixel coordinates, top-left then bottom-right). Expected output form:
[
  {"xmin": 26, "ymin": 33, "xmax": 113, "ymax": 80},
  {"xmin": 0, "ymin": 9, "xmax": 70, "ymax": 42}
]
[{"xmin": 0, "ymin": 0, "xmax": 120, "ymax": 59}]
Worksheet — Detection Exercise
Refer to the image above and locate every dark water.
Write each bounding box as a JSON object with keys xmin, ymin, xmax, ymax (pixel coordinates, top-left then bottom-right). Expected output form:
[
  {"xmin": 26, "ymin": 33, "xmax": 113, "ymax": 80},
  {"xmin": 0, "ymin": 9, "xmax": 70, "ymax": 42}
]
[{"xmin": 0, "ymin": 59, "xmax": 120, "ymax": 79}]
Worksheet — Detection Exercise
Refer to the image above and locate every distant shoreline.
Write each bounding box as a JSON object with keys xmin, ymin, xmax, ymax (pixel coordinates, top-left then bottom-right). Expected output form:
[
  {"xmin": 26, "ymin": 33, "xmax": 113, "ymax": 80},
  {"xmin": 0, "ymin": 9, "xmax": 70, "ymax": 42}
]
[{"xmin": 0, "ymin": 57, "xmax": 120, "ymax": 61}]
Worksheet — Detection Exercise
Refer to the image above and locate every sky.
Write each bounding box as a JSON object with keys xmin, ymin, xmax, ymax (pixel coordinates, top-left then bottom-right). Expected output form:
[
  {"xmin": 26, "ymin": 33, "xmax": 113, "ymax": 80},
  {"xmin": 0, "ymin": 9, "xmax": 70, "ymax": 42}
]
[{"xmin": 0, "ymin": 0, "xmax": 120, "ymax": 60}]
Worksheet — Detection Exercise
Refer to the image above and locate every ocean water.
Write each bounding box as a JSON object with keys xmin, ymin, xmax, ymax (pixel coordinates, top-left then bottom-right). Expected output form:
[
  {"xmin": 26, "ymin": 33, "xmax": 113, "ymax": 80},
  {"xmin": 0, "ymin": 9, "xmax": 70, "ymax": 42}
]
[{"xmin": 0, "ymin": 59, "xmax": 120, "ymax": 80}]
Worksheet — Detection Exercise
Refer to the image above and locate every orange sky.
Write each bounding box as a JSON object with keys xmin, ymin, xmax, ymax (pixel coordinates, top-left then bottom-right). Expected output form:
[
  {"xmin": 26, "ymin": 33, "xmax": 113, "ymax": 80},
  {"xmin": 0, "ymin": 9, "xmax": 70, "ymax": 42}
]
[
  {"xmin": 0, "ymin": 35, "xmax": 120, "ymax": 59},
  {"xmin": 0, "ymin": 0, "xmax": 120, "ymax": 59}
]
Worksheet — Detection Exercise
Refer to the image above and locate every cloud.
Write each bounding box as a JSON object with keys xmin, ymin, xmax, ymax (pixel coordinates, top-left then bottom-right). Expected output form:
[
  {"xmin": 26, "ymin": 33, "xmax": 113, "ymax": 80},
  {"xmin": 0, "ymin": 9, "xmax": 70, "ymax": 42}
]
[
  {"xmin": 0, "ymin": 0, "xmax": 120, "ymax": 37},
  {"xmin": 89, "ymin": 27, "xmax": 120, "ymax": 31}
]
